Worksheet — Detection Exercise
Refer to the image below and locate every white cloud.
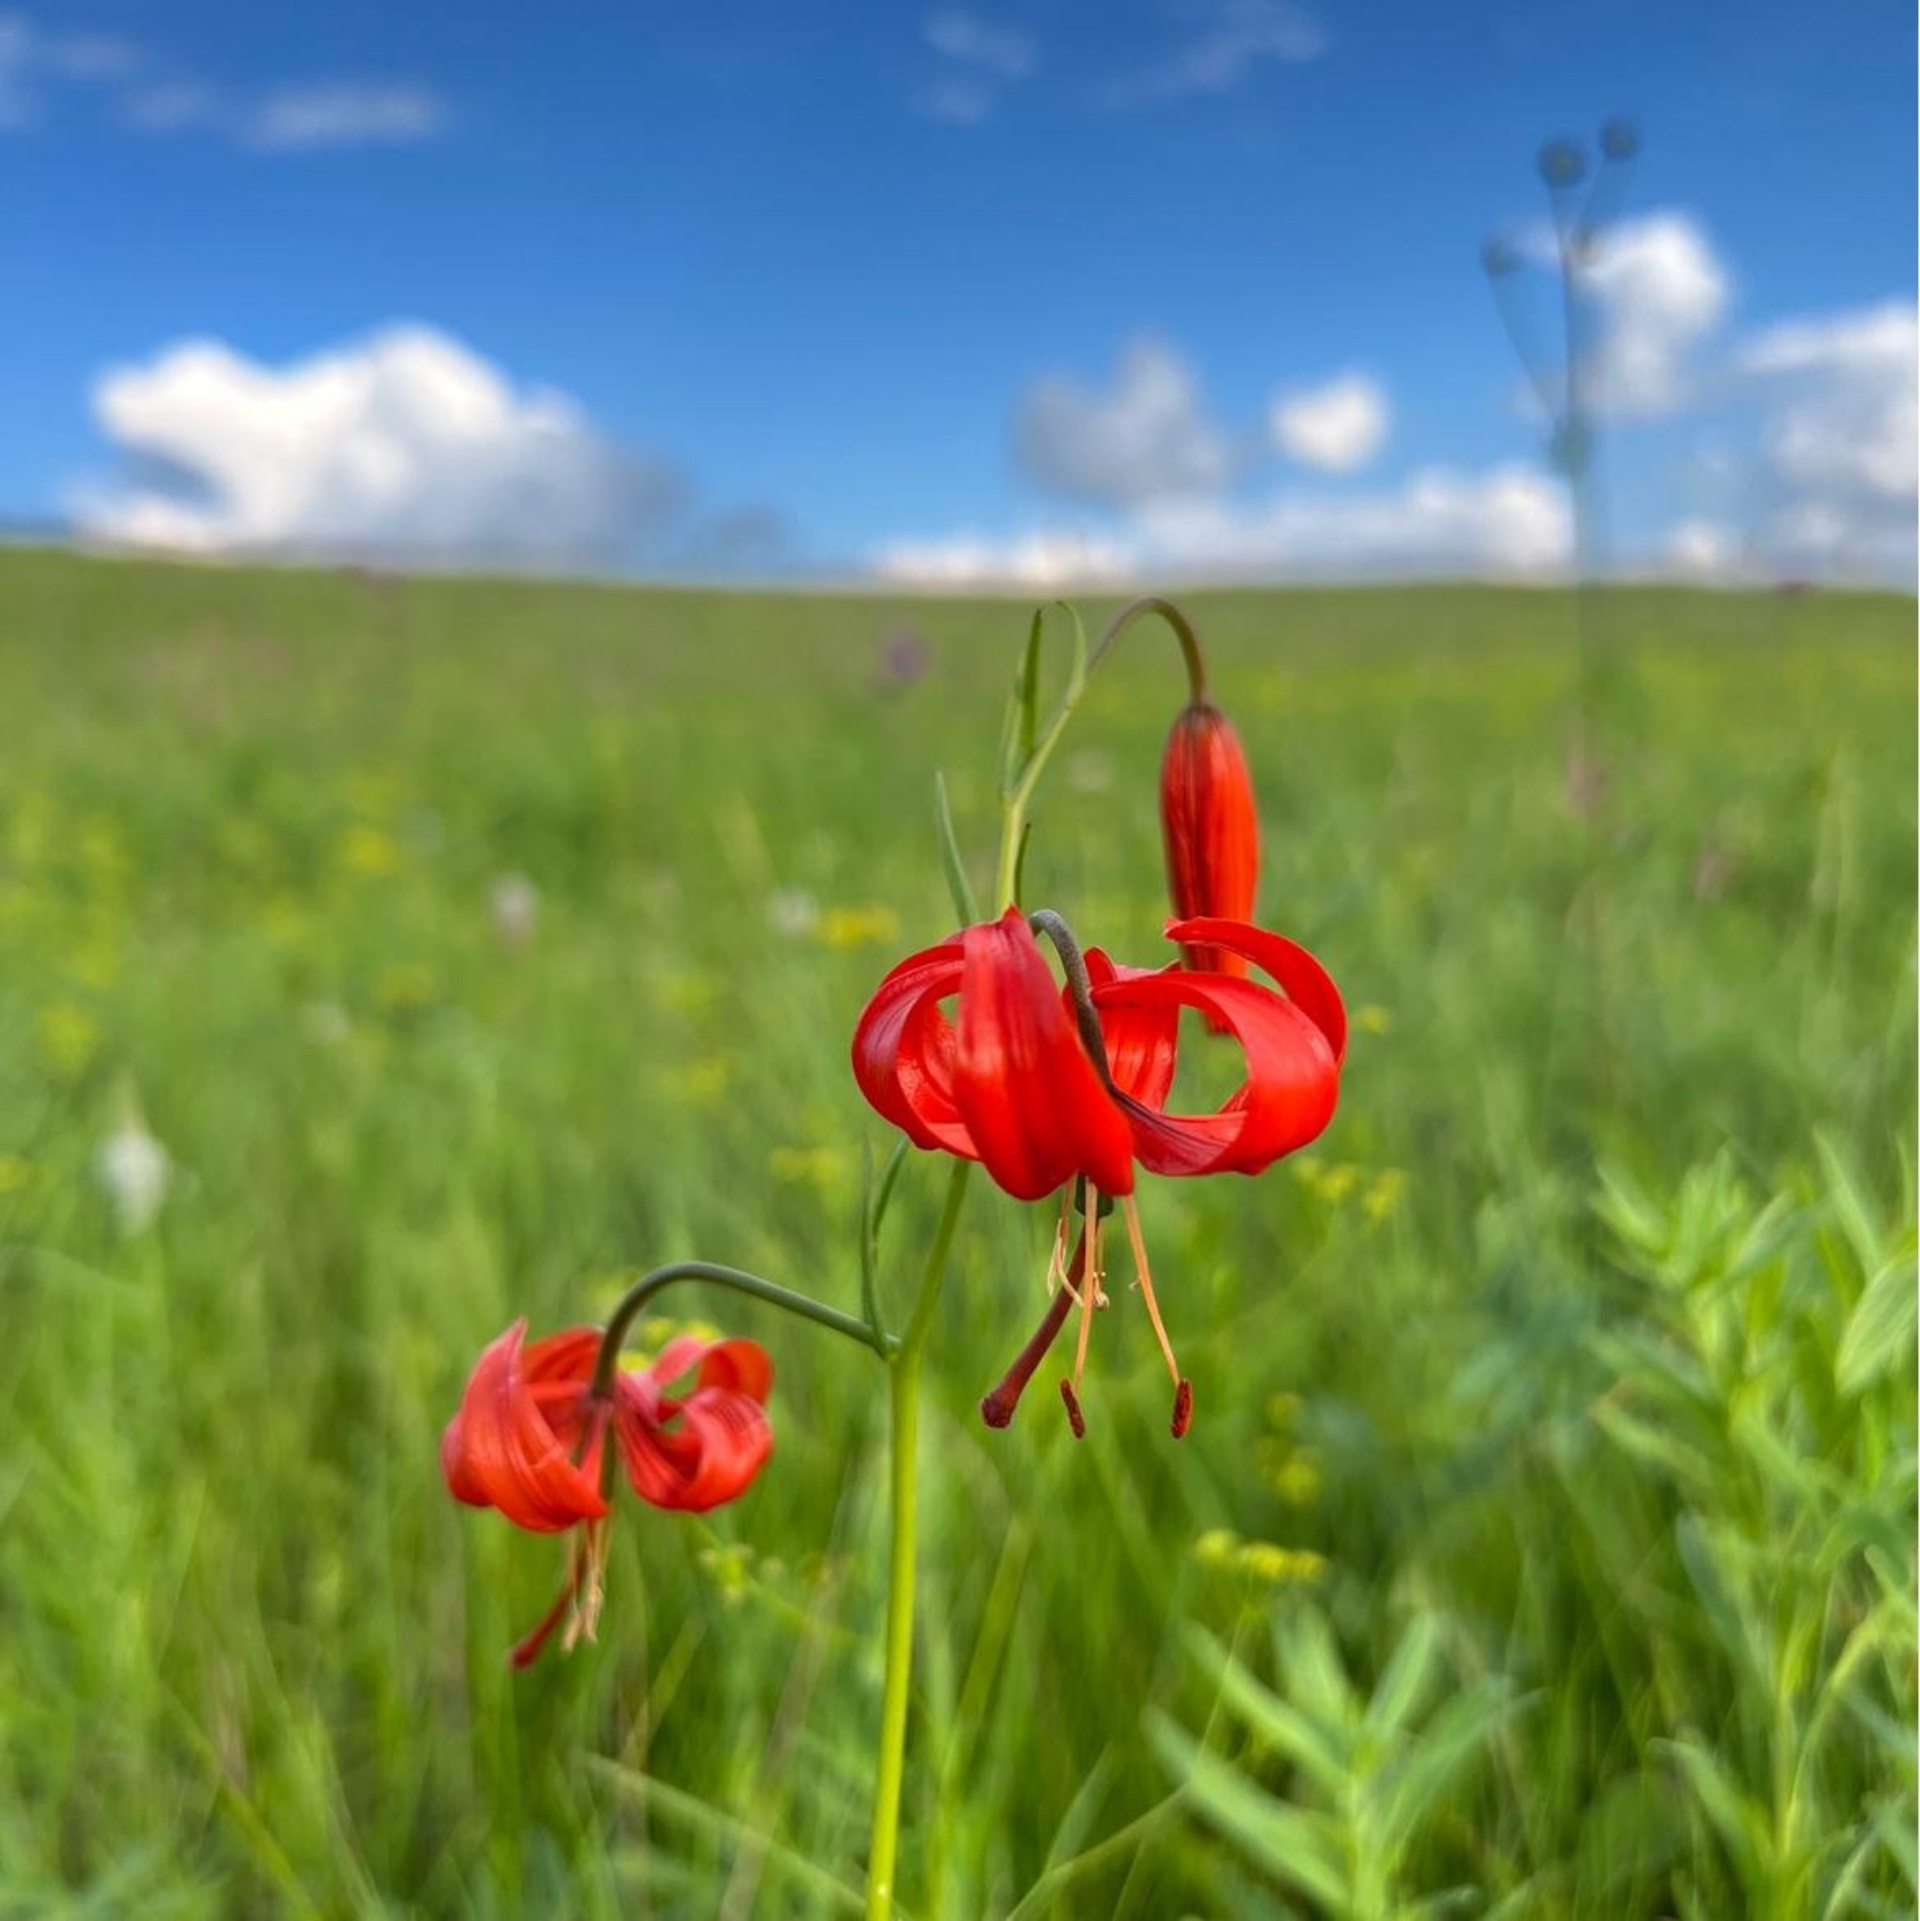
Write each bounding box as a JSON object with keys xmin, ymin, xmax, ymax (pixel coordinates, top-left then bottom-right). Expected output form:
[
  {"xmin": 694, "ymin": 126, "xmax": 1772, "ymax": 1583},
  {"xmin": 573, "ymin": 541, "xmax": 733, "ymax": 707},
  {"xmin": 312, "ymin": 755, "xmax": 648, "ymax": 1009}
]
[
  {"xmin": 79, "ymin": 325, "xmax": 686, "ymax": 567},
  {"xmin": 0, "ymin": 12, "xmax": 447, "ymax": 151},
  {"xmin": 1727, "ymin": 300, "xmax": 1917, "ymax": 581},
  {"xmin": 1737, "ymin": 301, "xmax": 1916, "ymax": 506},
  {"xmin": 923, "ymin": 10, "xmax": 1035, "ymax": 81},
  {"xmin": 1136, "ymin": 464, "xmax": 1570, "ymax": 578},
  {"xmin": 874, "ymin": 527, "xmax": 1136, "ymax": 590},
  {"xmin": 1270, "ymin": 371, "xmax": 1390, "ymax": 474},
  {"xmin": 917, "ymin": 8, "xmax": 1035, "ymax": 123},
  {"xmin": 1103, "ymin": 0, "xmax": 1324, "ymax": 107},
  {"xmin": 1579, "ymin": 212, "xmax": 1730, "ymax": 417},
  {"xmin": 877, "ymin": 463, "xmax": 1571, "ymax": 587},
  {"xmin": 241, "ymin": 83, "xmax": 446, "ymax": 151},
  {"xmin": 0, "ymin": 16, "xmax": 34, "ymax": 126},
  {"xmin": 1015, "ymin": 339, "xmax": 1236, "ymax": 507},
  {"xmin": 1663, "ymin": 519, "xmax": 1744, "ymax": 581}
]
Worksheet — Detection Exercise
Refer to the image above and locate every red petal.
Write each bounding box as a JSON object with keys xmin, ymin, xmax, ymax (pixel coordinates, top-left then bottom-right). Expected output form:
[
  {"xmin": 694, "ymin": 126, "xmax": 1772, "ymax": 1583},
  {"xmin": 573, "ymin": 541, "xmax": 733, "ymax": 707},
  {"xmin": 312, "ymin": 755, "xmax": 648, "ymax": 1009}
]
[
  {"xmin": 441, "ymin": 1321, "xmax": 610, "ymax": 1534},
  {"xmin": 952, "ymin": 907, "xmax": 1135, "ymax": 1201},
  {"xmin": 850, "ymin": 936, "xmax": 979, "ymax": 1157},
  {"xmin": 613, "ymin": 1379, "xmax": 774, "ymax": 1513},
  {"xmin": 1164, "ymin": 917, "xmax": 1347, "ymax": 1063},
  {"xmin": 1083, "ymin": 947, "xmax": 1178, "ymax": 1107},
  {"xmin": 1090, "ymin": 967, "xmax": 1341, "ymax": 1177}
]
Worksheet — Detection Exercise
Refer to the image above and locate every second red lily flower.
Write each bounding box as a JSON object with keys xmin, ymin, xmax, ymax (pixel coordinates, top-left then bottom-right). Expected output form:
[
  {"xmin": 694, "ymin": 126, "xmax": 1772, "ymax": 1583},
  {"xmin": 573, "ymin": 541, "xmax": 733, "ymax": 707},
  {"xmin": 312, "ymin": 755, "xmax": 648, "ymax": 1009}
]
[{"xmin": 443, "ymin": 1321, "xmax": 774, "ymax": 1665}]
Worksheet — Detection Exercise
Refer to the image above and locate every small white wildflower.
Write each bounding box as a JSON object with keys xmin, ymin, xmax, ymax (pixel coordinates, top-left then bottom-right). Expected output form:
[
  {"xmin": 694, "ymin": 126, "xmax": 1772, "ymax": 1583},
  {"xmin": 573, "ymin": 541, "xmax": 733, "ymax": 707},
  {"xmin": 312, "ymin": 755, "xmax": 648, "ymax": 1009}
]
[
  {"xmin": 98, "ymin": 1113, "xmax": 170, "ymax": 1235},
  {"xmin": 767, "ymin": 888, "xmax": 820, "ymax": 939},
  {"xmin": 489, "ymin": 872, "xmax": 540, "ymax": 948}
]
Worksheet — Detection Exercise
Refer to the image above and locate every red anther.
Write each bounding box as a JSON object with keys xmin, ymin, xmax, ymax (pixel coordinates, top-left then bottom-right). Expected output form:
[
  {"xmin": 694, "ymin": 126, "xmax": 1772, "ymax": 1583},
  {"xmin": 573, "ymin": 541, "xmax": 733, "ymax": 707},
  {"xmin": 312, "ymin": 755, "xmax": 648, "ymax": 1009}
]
[
  {"xmin": 979, "ymin": 1251, "xmax": 1080, "ymax": 1431},
  {"xmin": 1059, "ymin": 1379, "xmax": 1086, "ymax": 1439},
  {"xmin": 1171, "ymin": 1378, "xmax": 1193, "ymax": 1439}
]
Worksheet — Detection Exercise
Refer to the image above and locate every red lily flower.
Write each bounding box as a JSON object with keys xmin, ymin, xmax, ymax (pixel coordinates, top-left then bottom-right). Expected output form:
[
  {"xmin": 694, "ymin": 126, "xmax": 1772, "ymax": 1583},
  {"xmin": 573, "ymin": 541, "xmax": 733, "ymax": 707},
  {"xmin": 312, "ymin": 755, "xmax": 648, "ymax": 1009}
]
[
  {"xmin": 443, "ymin": 1319, "xmax": 774, "ymax": 1665},
  {"xmin": 853, "ymin": 904, "xmax": 1345, "ymax": 1438},
  {"xmin": 851, "ymin": 903, "xmax": 1135, "ymax": 1202},
  {"xmin": 1160, "ymin": 702, "xmax": 1259, "ymax": 977}
]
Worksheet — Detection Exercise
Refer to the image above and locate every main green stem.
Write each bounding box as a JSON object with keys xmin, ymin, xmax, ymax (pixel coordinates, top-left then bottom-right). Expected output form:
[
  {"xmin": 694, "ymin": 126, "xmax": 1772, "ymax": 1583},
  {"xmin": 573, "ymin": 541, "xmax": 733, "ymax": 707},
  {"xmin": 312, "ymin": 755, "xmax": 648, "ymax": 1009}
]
[{"xmin": 865, "ymin": 1157, "xmax": 971, "ymax": 1921}]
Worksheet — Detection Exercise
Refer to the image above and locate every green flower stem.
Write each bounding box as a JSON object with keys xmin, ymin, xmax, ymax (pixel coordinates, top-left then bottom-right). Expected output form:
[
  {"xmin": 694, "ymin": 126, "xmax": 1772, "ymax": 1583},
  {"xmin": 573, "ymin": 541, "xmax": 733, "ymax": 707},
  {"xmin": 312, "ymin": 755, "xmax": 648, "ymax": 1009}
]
[
  {"xmin": 1089, "ymin": 595, "xmax": 1208, "ymax": 704},
  {"xmin": 995, "ymin": 596, "xmax": 1209, "ymax": 909},
  {"xmin": 865, "ymin": 1156, "xmax": 971, "ymax": 1921},
  {"xmin": 589, "ymin": 1261, "xmax": 889, "ymax": 1399}
]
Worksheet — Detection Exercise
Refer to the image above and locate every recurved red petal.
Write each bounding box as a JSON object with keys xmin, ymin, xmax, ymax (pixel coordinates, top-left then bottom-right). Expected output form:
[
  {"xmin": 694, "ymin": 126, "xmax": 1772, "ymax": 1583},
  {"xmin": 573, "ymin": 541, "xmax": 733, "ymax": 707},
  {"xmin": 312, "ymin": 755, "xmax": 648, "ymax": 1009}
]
[
  {"xmin": 613, "ymin": 1337, "xmax": 776, "ymax": 1513},
  {"xmin": 441, "ymin": 1320, "xmax": 610, "ymax": 1534},
  {"xmin": 1091, "ymin": 918, "xmax": 1344, "ymax": 1177},
  {"xmin": 952, "ymin": 907, "xmax": 1135, "ymax": 1201},
  {"xmin": 850, "ymin": 935, "xmax": 979, "ymax": 1158},
  {"xmin": 1164, "ymin": 916, "xmax": 1347, "ymax": 1063}
]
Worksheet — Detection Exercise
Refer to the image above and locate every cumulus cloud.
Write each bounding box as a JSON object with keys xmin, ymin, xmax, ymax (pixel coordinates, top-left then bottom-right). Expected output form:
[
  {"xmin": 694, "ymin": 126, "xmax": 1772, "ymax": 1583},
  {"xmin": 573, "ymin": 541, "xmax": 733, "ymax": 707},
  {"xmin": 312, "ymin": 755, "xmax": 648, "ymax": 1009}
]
[
  {"xmin": 876, "ymin": 463, "xmax": 1570, "ymax": 587},
  {"xmin": 1015, "ymin": 339, "xmax": 1236, "ymax": 507},
  {"xmin": 1733, "ymin": 300, "xmax": 1917, "ymax": 579},
  {"xmin": 78, "ymin": 326, "xmax": 688, "ymax": 568},
  {"xmin": 916, "ymin": 8, "xmax": 1036, "ymax": 123},
  {"xmin": 1270, "ymin": 372, "xmax": 1390, "ymax": 474},
  {"xmin": 1102, "ymin": 0, "xmax": 1324, "ymax": 107},
  {"xmin": 1579, "ymin": 212, "xmax": 1731, "ymax": 417}
]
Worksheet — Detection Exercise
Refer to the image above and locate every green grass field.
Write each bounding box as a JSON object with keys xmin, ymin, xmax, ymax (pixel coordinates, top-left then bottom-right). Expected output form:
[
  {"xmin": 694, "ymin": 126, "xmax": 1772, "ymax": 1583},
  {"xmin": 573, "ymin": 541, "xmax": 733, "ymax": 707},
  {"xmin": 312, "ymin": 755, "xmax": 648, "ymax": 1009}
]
[{"xmin": 1, "ymin": 548, "xmax": 1913, "ymax": 1919}]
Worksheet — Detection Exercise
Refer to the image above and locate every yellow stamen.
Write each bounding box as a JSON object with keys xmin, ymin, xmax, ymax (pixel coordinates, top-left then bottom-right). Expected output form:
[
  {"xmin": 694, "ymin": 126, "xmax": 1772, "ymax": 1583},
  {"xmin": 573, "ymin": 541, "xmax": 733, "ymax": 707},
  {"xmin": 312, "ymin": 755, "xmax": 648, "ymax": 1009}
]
[
  {"xmin": 1121, "ymin": 1192, "xmax": 1182, "ymax": 1391},
  {"xmin": 1070, "ymin": 1194, "xmax": 1102, "ymax": 1394}
]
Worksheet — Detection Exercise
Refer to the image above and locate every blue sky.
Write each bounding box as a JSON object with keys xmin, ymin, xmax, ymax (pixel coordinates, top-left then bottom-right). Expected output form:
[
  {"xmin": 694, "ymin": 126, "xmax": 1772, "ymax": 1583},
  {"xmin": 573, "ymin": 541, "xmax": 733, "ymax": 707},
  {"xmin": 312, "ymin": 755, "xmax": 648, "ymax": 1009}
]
[{"xmin": 2, "ymin": 0, "xmax": 1912, "ymax": 581}]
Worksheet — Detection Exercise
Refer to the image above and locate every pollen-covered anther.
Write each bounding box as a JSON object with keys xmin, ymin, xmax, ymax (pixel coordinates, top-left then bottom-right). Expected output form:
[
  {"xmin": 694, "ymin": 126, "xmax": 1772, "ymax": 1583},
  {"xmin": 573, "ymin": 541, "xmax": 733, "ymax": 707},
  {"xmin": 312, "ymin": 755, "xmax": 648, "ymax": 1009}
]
[{"xmin": 1171, "ymin": 1379, "xmax": 1194, "ymax": 1439}]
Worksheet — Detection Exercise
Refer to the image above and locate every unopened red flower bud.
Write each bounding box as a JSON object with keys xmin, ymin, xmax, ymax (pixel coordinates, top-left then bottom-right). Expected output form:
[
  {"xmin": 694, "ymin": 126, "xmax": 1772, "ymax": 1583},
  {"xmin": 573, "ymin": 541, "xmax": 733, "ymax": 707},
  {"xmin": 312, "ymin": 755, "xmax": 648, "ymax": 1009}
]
[{"xmin": 1160, "ymin": 702, "xmax": 1259, "ymax": 976}]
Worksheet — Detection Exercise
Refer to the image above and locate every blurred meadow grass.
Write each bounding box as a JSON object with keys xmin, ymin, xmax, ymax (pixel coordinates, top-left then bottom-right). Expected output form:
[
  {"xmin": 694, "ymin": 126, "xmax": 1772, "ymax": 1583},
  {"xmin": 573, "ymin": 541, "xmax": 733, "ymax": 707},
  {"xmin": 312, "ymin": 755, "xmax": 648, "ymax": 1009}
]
[{"xmin": 0, "ymin": 548, "xmax": 1912, "ymax": 1918}]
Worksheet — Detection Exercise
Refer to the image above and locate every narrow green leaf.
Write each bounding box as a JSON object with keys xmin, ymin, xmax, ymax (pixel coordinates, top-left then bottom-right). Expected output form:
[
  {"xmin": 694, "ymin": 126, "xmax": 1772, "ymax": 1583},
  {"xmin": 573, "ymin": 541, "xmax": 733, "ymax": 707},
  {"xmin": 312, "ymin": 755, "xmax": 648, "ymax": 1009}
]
[
  {"xmin": 1652, "ymin": 1737, "xmax": 1768, "ymax": 1893},
  {"xmin": 1182, "ymin": 1624, "xmax": 1349, "ymax": 1798},
  {"xmin": 933, "ymin": 771, "xmax": 980, "ymax": 924},
  {"xmin": 1374, "ymin": 1679, "xmax": 1525, "ymax": 1863},
  {"xmin": 1279, "ymin": 1605, "xmax": 1362, "ymax": 1730},
  {"xmin": 1146, "ymin": 1711, "xmax": 1349, "ymax": 1912},
  {"xmin": 1365, "ymin": 1612, "xmax": 1445, "ymax": 1738},
  {"xmin": 1817, "ymin": 1131, "xmax": 1888, "ymax": 1279},
  {"xmin": 1836, "ymin": 1255, "xmax": 1917, "ymax": 1395}
]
